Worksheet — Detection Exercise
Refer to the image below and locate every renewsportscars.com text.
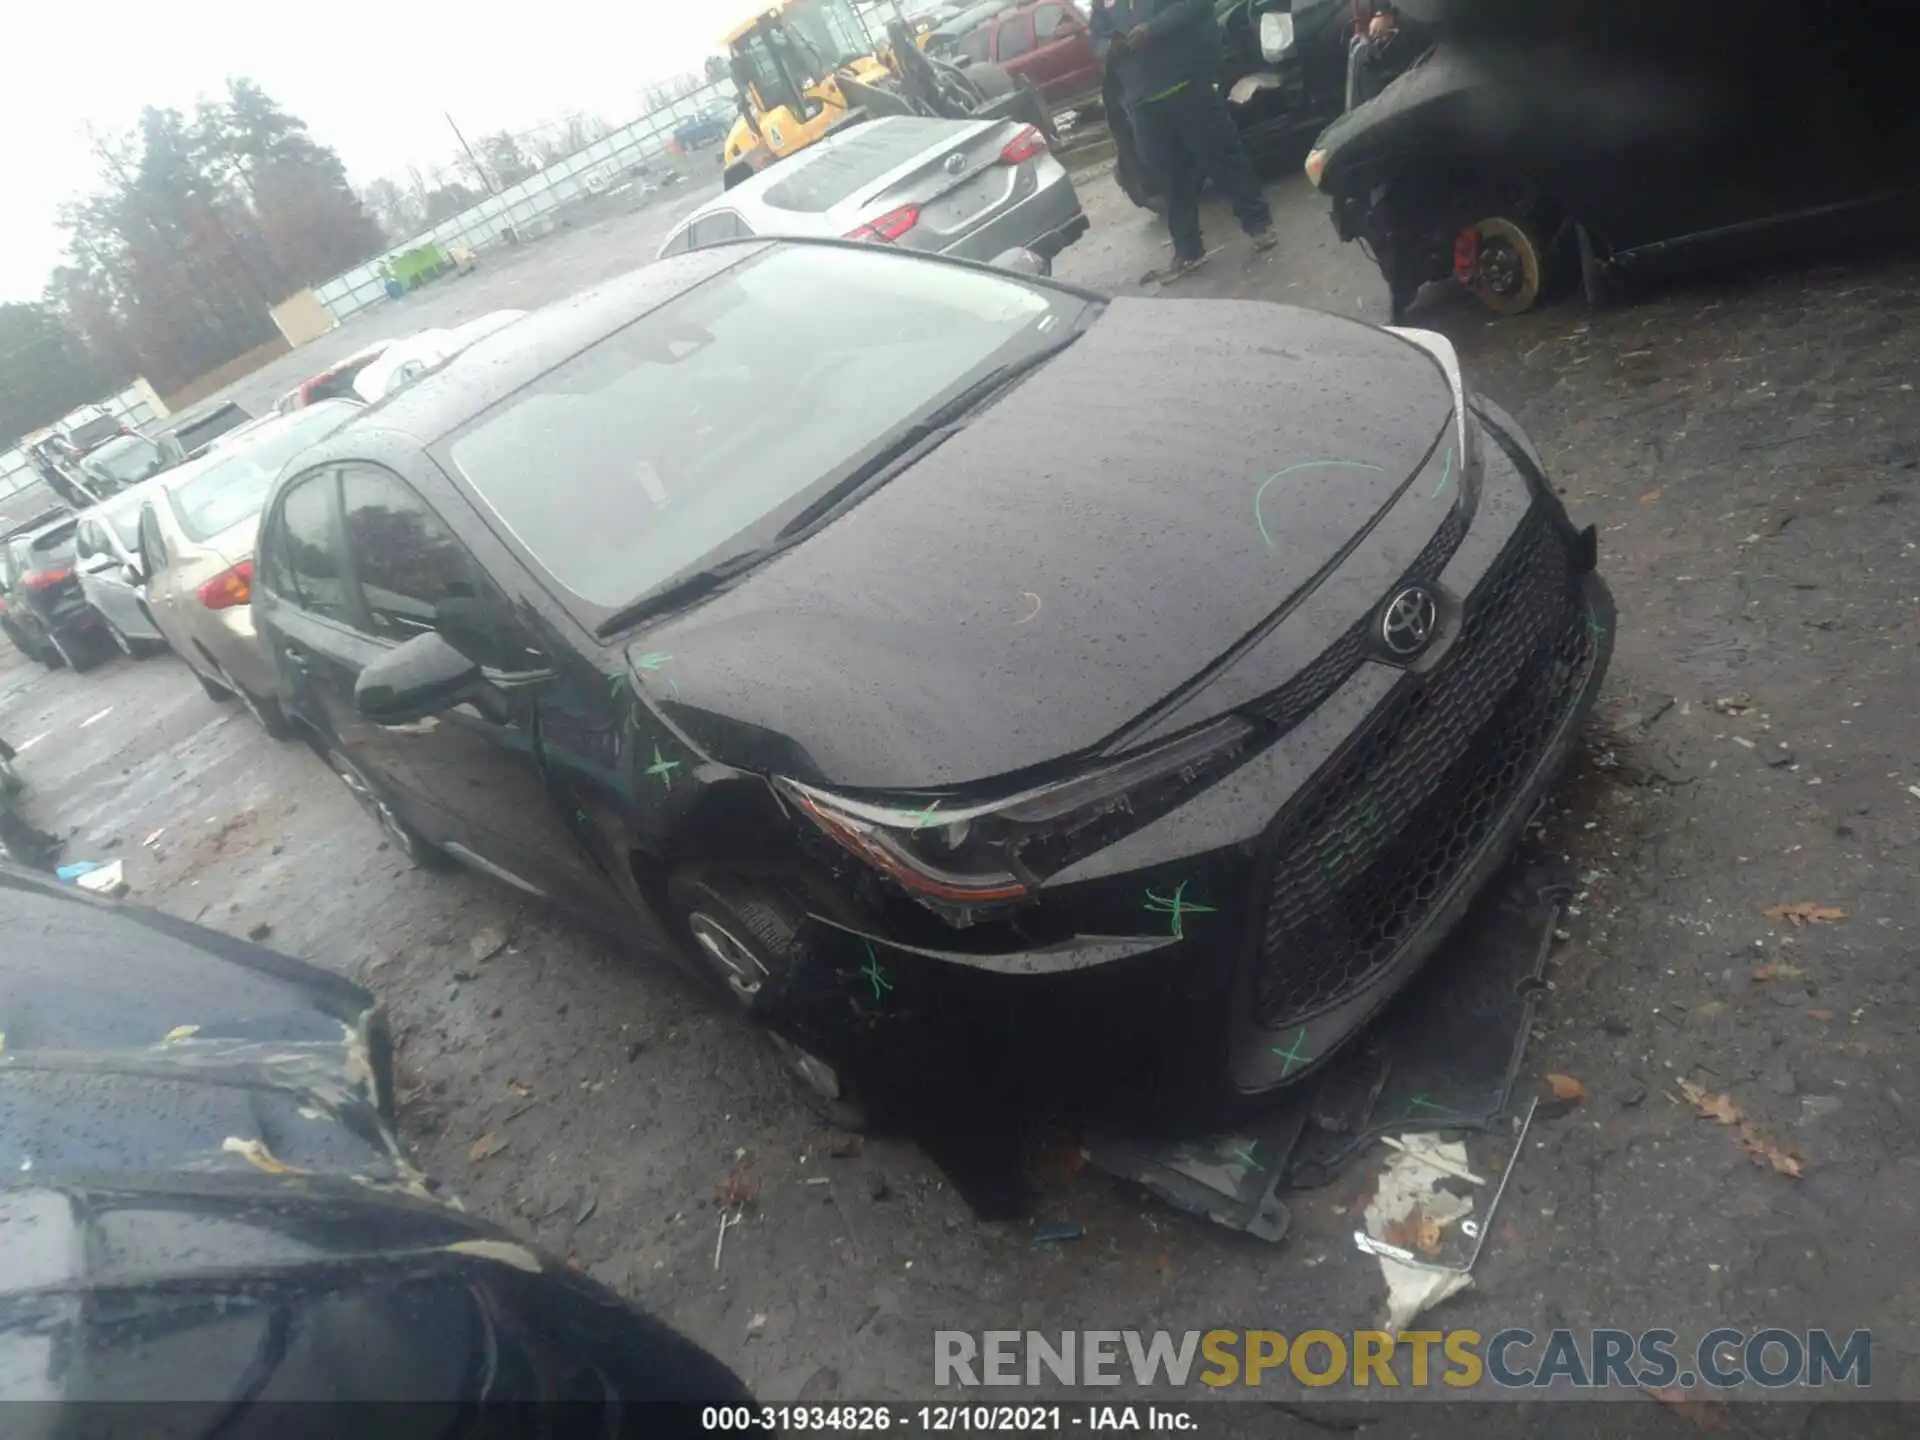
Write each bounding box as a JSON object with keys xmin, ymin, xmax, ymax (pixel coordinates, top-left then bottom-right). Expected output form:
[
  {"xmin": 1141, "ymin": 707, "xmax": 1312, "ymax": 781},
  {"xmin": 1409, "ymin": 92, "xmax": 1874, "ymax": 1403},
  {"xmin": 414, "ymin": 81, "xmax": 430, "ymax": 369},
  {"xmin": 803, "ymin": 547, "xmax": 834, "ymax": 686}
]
[{"xmin": 934, "ymin": 1328, "xmax": 1871, "ymax": 1390}]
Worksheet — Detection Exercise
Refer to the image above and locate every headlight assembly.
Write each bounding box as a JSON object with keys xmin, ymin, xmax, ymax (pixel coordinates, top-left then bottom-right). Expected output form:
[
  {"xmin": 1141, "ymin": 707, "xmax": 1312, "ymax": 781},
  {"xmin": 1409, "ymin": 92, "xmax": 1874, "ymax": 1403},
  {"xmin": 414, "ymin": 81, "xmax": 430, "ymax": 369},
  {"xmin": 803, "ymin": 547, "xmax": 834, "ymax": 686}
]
[{"xmin": 776, "ymin": 715, "xmax": 1257, "ymax": 914}]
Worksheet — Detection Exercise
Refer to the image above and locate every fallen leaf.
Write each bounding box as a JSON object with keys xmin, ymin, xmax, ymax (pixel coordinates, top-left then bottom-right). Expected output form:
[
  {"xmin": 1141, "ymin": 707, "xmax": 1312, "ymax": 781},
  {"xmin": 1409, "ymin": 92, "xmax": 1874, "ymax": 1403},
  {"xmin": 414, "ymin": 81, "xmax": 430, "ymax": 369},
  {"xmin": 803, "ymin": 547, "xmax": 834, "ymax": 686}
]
[
  {"xmin": 1752, "ymin": 961, "xmax": 1807, "ymax": 982},
  {"xmin": 1642, "ymin": 1385, "xmax": 1732, "ymax": 1430},
  {"xmin": 1678, "ymin": 1080, "xmax": 1743, "ymax": 1126},
  {"xmin": 1546, "ymin": 1072, "xmax": 1589, "ymax": 1102},
  {"xmin": 507, "ymin": 1078, "xmax": 534, "ymax": 1098},
  {"xmin": 469, "ymin": 1133, "xmax": 508, "ymax": 1163},
  {"xmin": 717, "ymin": 1157, "xmax": 760, "ymax": 1210},
  {"xmin": 1761, "ymin": 902, "xmax": 1845, "ymax": 928},
  {"xmin": 1741, "ymin": 1129, "xmax": 1805, "ymax": 1178},
  {"xmin": 1638, "ymin": 489, "xmax": 1662, "ymax": 504},
  {"xmin": 1155, "ymin": 1253, "xmax": 1174, "ymax": 1279},
  {"xmin": 1809, "ymin": 1008, "xmax": 1835, "ymax": 1022},
  {"xmin": 1381, "ymin": 1213, "xmax": 1443, "ymax": 1256}
]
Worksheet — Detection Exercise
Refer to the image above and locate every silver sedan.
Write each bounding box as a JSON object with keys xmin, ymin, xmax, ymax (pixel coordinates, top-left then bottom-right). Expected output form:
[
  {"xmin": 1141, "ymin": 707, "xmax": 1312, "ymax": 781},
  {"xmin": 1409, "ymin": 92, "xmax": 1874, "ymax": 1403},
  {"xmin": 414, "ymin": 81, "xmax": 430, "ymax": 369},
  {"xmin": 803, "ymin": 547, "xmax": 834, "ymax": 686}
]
[{"xmin": 658, "ymin": 115, "xmax": 1087, "ymax": 268}]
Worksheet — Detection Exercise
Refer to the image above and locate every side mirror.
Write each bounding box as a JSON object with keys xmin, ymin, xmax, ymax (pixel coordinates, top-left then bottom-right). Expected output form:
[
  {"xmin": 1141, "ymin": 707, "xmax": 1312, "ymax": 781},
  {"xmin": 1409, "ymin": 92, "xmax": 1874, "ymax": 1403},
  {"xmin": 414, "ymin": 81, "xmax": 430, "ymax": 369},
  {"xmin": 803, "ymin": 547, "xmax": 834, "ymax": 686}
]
[
  {"xmin": 76, "ymin": 552, "xmax": 116, "ymax": 576},
  {"xmin": 990, "ymin": 246, "xmax": 1050, "ymax": 276},
  {"xmin": 355, "ymin": 631, "xmax": 480, "ymax": 724}
]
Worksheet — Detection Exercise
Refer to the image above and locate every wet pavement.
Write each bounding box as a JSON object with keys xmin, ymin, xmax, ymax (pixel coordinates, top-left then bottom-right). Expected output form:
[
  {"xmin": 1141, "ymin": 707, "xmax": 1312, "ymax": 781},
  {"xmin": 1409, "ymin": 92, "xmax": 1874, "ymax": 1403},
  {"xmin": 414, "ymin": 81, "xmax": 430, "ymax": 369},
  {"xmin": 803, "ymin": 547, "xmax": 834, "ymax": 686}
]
[{"xmin": 4, "ymin": 153, "xmax": 1919, "ymax": 1420}]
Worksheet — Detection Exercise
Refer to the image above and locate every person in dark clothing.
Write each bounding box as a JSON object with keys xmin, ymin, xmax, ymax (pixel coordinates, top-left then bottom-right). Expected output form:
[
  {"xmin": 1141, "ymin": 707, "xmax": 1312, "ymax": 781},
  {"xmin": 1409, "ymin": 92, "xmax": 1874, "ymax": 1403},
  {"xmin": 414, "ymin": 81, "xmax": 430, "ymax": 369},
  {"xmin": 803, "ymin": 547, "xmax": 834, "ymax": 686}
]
[{"xmin": 1092, "ymin": 0, "xmax": 1274, "ymax": 277}]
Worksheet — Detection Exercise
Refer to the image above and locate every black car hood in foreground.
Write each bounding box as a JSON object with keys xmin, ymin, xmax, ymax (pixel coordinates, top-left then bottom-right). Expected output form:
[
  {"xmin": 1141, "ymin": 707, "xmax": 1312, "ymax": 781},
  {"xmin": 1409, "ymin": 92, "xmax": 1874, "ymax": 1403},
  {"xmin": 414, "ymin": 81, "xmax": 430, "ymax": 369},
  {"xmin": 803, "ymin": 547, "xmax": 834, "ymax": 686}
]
[
  {"xmin": 0, "ymin": 866, "xmax": 751, "ymax": 1415},
  {"xmin": 634, "ymin": 297, "xmax": 1453, "ymax": 789}
]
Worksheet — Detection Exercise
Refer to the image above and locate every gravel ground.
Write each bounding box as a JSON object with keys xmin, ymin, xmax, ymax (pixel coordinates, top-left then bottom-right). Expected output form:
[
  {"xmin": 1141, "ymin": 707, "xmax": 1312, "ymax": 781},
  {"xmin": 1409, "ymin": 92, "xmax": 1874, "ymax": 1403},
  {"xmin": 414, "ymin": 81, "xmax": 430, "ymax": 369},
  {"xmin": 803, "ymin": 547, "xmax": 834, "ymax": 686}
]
[{"xmin": 4, "ymin": 149, "xmax": 1918, "ymax": 1427}]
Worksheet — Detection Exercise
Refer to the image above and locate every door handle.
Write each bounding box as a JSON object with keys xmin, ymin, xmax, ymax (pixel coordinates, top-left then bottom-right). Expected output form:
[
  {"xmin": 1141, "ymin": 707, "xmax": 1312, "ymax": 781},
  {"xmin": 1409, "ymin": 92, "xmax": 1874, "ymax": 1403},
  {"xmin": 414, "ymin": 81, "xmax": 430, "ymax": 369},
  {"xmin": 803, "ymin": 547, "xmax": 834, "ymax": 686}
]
[{"xmin": 281, "ymin": 644, "xmax": 311, "ymax": 671}]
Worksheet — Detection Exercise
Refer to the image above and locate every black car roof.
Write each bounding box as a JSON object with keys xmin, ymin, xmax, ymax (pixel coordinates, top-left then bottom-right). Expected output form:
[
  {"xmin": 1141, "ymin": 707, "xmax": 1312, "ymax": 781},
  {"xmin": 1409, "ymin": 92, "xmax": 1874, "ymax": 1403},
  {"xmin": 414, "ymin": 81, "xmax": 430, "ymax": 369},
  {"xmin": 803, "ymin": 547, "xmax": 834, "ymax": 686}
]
[{"xmin": 360, "ymin": 243, "xmax": 764, "ymax": 444}]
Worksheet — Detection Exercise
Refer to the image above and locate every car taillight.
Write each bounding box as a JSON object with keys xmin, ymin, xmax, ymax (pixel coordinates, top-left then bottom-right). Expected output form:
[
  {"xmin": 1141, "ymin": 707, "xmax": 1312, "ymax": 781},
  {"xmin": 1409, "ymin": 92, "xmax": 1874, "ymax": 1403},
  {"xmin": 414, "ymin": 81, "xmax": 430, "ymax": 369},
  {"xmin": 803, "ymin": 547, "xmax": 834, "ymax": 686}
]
[
  {"xmin": 844, "ymin": 205, "xmax": 920, "ymax": 243},
  {"xmin": 23, "ymin": 568, "xmax": 72, "ymax": 591},
  {"xmin": 999, "ymin": 126, "xmax": 1047, "ymax": 164},
  {"xmin": 198, "ymin": 561, "xmax": 253, "ymax": 610}
]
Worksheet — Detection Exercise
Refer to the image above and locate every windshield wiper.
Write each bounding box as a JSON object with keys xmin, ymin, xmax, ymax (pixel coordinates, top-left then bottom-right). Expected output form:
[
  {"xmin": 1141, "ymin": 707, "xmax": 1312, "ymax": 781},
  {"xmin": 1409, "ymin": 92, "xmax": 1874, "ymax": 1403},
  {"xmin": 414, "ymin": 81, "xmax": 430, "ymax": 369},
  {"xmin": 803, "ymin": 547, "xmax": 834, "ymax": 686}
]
[
  {"xmin": 772, "ymin": 330, "xmax": 1083, "ymax": 543},
  {"xmin": 593, "ymin": 331, "xmax": 1084, "ymax": 640},
  {"xmin": 592, "ymin": 547, "xmax": 772, "ymax": 637}
]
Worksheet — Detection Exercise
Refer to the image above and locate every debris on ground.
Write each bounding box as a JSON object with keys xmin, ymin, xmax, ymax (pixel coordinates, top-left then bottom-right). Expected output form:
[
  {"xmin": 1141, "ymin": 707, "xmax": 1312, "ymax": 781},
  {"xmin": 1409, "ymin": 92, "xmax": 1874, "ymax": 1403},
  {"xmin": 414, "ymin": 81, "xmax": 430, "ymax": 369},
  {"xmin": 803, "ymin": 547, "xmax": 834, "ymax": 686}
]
[
  {"xmin": 868, "ymin": 1172, "xmax": 893, "ymax": 1202},
  {"xmin": 573, "ymin": 1193, "xmax": 598, "ymax": 1226},
  {"xmin": 1761, "ymin": 901, "xmax": 1845, "ymax": 927},
  {"xmin": 222, "ymin": 1136, "xmax": 304, "ymax": 1175},
  {"xmin": 469, "ymin": 1132, "xmax": 509, "ymax": 1163},
  {"xmin": 1751, "ymin": 960, "xmax": 1807, "ymax": 982},
  {"xmin": 1545, "ymin": 1073, "xmax": 1590, "ymax": 1104},
  {"xmin": 827, "ymin": 1133, "xmax": 864, "ymax": 1159},
  {"xmin": 141, "ymin": 828, "xmax": 165, "ymax": 848},
  {"xmin": 717, "ymin": 1156, "xmax": 760, "ymax": 1210},
  {"xmin": 1354, "ymin": 1101, "xmax": 1536, "ymax": 1329},
  {"xmin": 1642, "ymin": 1383, "xmax": 1733, "ymax": 1430},
  {"xmin": 1675, "ymin": 1080, "xmax": 1804, "ymax": 1178},
  {"xmin": 247, "ymin": 921, "xmax": 272, "ymax": 941},
  {"xmin": 56, "ymin": 858, "xmax": 128, "ymax": 897},
  {"xmin": 1031, "ymin": 1221, "xmax": 1085, "ymax": 1247},
  {"xmin": 470, "ymin": 924, "xmax": 512, "ymax": 962}
]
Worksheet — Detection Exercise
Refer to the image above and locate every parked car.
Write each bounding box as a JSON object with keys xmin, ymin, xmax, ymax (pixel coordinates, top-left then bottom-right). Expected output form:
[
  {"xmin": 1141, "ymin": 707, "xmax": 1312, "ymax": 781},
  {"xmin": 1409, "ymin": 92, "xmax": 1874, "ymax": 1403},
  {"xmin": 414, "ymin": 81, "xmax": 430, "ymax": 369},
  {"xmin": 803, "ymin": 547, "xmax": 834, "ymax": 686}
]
[
  {"xmin": 250, "ymin": 237, "xmax": 1614, "ymax": 1124},
  {"xmin": 924, "ymin": 0, "xmax": 1102, "ymax": 110},
  {"xmin": 0, "ymin": 512, "xmax": 114, "ymax": 671},
  {"xmin": 155, "ymin": 401, "xmax": 255, "ymax": 467},
  {"xmin": 658, "ymin": 115, "xmax": 1087, "ymax": 267},
  {"xmin": 73, "ymin": 483, "xmax": 169, "ymax": 657},
  {"xmin": 0, "ymin": 861, "xmax": 754, "ymax": 1422},
  {"xmin": 350, "ymin": 312, "xmax": 529, "ymax": 405},
  {"xmin": 1306, "ymin": 2, "xmax": 1920, "ymax": 319},
  {"xmin": 274, "ymin": 340, "xmax": 396, "ymax": 413},
  {"xmin": 132, "ymin": 402, "xmax": 362, "ymax": 735},
  {"xmin": 77, "ymin": 431, "xmax": 171, "ymax": 495},
  {"xmin": 674, "ymin": 99, "xmax": 737, "ymax": 150}
]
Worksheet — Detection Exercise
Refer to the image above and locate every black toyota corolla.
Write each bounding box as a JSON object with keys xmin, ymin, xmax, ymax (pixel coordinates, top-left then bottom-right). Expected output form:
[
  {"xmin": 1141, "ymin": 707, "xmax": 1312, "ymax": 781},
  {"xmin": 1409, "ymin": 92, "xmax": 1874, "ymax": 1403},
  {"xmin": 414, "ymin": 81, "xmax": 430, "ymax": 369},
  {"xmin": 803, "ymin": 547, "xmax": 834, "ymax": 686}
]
[{"xmin": 253, "ymin": 238, "xmax": 1613, "ymax": 1124}]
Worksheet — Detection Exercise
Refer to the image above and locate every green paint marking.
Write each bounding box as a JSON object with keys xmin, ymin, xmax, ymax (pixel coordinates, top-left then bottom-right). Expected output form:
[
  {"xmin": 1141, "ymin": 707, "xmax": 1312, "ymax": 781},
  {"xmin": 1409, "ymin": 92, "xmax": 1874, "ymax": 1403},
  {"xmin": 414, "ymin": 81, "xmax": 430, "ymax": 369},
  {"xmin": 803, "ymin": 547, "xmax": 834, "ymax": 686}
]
[
  {"xmin": 860, "ymin": 940, "xmax": 894, "ymax": 1000},
  {"xmin": 1226, "ymin": 1140, "xmax": 1260, "ymax": 1169},
  {"xmin": 633, "ymin": 651, "xmax": 672, "ymax": 671},
  {"xmin": 1143, "ymin": 880, "xmax": 1217, "ymax": 940},
  {"xmin": 607, "ymin": 673, "xmax": 625, "ymax": 699},
  {"xmin": 645, "ymin": 744, "xmax": 680, "ymax": 790},
  {"xmin": 1430, "ymin": 445, "xmax": 1456, "ymax": 499},
  {"xmin": 1270, "ymin": 1028, "xmax": 1312, "ymax": 1078},
  {"xmin": 909, "ymin": 798, "xmax": 943, "ymax": 833},
  {"xmin": 1254, "ymin": 460, "xmax": 1388, "ymax": 552},
  {"xmin": 1401, "ymin": 1093, "xmax": 1470, "ymax": 1123}
]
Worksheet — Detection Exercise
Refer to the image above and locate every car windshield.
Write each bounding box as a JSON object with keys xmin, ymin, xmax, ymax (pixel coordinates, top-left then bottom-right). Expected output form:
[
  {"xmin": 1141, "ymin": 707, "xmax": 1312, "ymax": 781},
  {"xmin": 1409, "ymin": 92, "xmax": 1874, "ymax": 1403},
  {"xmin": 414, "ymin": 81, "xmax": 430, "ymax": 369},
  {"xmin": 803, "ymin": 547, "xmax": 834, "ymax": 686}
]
[
  {"xmin": 165, "ymin": 405, "xmax": 354, "ymax": 543},
  {"xmin": 87, "ymin": 435, "xmax": 164, "ymax": 484},
  {"xmin": 445, "ymin": 244, "xmax": 1081, "ymax": 615}
]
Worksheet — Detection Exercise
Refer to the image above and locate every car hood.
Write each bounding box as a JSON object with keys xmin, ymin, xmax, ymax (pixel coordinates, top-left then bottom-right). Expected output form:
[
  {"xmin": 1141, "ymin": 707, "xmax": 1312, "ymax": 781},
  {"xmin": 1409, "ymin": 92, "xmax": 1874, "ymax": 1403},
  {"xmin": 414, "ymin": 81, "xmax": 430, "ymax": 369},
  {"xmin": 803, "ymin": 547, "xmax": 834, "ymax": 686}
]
[{"xmin": 631, "ymin": 297, "xmax": 1453, "ymax": 790}]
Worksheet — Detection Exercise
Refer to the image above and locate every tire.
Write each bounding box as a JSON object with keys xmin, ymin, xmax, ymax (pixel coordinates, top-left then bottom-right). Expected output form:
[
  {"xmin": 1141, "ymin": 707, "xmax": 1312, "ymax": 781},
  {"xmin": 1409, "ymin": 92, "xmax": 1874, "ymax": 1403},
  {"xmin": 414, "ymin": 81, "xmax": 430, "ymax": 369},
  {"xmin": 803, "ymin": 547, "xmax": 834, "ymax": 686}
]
[
  {"xmin": 62, "ymin": 630, "xmax": 107, "ymax": 674},
  {"xmin": 105, "ymin": 621, "xmax": 136, "ymax": 659},
  {"xmin": 666, "ymin": 871, "xmax": 868, "ymax": 1131},
  {"xmin": 40, "ymin": 632, "xmax": 70, "ymax": 670},
  {"xmin": 324, "ymin": 747, "xmax": 453, "ymax": 871}
]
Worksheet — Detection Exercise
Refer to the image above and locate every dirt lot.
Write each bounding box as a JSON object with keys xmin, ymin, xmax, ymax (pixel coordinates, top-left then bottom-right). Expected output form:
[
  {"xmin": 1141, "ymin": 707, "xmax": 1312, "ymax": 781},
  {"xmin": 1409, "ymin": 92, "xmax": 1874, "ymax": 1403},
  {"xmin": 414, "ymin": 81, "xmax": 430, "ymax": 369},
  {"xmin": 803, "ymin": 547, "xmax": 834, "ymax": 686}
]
[{"xmin": 5, "ymin": 152, "xmax": 1919, "ymax": 1425}]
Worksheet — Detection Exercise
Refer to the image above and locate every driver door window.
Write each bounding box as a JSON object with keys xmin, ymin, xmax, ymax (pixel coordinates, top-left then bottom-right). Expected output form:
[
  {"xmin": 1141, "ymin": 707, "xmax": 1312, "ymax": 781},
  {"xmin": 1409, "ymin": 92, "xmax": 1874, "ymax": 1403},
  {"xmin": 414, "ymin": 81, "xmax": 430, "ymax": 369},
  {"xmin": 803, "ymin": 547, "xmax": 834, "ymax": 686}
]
[
  {"xmin": 995, "ymin": 13, "xmax": 1037, "ymax": 59},
  {"xmin": 339, "ymin": 466, "xmax": 534, "ymax": 673}
]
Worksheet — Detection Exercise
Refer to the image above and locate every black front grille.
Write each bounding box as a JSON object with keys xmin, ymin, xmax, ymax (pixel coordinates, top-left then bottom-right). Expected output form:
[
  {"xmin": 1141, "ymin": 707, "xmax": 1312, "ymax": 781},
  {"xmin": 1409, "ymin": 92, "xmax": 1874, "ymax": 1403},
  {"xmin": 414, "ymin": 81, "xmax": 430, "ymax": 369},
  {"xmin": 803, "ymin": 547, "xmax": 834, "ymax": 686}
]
[
  {"xmin": 1249, "ymin": 502, "xmax": 1469, "ymax": 735},
  {"xmin": 1249, "ymin": 509, "xmax": 1596, "ymax": 1028}
]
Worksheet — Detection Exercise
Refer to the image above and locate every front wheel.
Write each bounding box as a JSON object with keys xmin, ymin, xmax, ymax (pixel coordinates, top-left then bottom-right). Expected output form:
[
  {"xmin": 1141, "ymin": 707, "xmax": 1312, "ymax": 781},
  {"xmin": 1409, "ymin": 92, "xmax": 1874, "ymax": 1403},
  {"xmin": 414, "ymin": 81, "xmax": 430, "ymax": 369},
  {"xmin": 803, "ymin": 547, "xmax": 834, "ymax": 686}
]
[{"xmin": 666, "ymin": 871, "xmax": 868, "ymax": 1131}]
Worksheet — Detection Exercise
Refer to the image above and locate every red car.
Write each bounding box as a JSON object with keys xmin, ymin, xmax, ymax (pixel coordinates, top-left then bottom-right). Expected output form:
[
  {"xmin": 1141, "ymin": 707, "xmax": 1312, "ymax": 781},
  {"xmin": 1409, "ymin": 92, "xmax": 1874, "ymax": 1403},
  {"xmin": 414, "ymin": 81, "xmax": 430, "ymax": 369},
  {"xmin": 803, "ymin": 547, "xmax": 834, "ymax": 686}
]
[{"xmin": 925, "ymin": 0, "xmax": 1103, "ymax": 109}]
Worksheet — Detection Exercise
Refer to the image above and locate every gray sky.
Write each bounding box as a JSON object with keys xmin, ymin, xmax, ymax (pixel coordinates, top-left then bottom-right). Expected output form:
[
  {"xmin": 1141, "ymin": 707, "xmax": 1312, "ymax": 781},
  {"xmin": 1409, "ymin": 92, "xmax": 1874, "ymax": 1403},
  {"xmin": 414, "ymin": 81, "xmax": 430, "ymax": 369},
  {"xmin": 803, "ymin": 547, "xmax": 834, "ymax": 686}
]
[{"xmin": 0, "ymin": 0, "xmax": 749, "ymax": 303}]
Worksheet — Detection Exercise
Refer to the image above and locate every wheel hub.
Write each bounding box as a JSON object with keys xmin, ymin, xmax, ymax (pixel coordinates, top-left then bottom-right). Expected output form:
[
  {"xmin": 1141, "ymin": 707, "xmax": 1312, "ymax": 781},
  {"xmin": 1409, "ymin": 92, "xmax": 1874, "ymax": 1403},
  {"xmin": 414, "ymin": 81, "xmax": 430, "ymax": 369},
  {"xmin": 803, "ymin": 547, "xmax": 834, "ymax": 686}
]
[{"xmin": 1479, "ymin": 238, "xmax": 1523, "ymax": 297}]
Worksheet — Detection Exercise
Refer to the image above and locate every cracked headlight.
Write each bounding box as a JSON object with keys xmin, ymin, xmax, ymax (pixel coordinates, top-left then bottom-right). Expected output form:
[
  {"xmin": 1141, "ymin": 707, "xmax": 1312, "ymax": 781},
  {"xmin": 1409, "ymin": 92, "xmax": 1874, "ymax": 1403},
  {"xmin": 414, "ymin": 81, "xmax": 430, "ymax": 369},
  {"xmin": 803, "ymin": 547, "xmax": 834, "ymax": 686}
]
[{"xmin": 776, "ymin": 715, "xmax": 1257, "ymax": 912}]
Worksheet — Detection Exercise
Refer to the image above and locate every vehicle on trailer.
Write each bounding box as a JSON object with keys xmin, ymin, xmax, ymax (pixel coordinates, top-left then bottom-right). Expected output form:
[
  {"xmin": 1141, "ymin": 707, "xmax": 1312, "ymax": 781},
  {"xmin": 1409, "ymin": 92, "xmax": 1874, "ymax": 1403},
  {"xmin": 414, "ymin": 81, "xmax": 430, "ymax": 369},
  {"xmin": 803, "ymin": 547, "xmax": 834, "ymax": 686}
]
[
  {"xmin": 1304, "ymin": 0, "xmax": 1919, "ymax": 320},
  {"xmin": 23, "ymin": 433, "xmax": 103, "ymax": 510},
  {"xmin": 0, "ymin": 862, "xmax": 755, "ymax": 1422},
  {"xmin": 57, "ymin": 403, "xmax": 133, "ymax": 456},
  {"xmin": 155, "ymin": 401, "xmax": 256, "ymax": 467},
  {"xmin": 0, "ymin": 512, "xmax": 115, "ymax": 671},
  {"xmin": 251, "ymin": 236, "xmax": 1612, "ymax": 1126},
  {"xmin": 73, "ymin": 482, "xmax": 170, "ymax": 658},
  {"xmin": 717, "ymin": 0, "xmax": 1048, "ymax": 189},
  {"xmin": 131, "ymin": 402, "xmax": 362, "ymax": 737},
  {"xmin": 659, "ymin": 115, "xmax": 1086, "ymax": 267}
]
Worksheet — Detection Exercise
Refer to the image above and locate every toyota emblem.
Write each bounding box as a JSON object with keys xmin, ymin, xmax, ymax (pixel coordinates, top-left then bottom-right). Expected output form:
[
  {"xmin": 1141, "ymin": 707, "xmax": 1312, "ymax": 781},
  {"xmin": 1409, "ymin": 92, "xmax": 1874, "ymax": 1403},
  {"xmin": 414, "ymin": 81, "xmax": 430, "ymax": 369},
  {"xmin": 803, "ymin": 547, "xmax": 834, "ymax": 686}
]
[{"xmin": 1379, "ymin": 586, "xmax": 1439, "ymax": 659}]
